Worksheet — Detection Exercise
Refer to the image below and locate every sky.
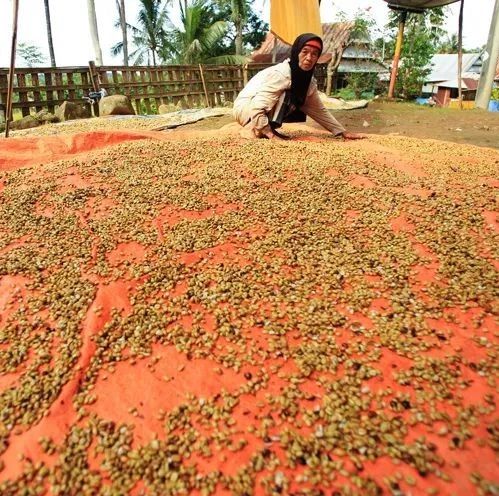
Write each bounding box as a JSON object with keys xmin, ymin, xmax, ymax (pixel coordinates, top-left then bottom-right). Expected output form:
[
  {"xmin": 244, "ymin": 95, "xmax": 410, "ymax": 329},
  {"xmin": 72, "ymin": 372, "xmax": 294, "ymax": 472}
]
[{"xmin": 0, "ymin": 0, "xmax": 494, "ymax": 67}]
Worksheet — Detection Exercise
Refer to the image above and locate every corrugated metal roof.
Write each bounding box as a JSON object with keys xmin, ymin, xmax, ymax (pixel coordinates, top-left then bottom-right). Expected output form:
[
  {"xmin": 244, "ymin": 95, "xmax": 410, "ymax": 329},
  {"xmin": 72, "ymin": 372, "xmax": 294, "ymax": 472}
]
[
  {"xmin": 341, "ymin": 46, "xmax": 376, "ymax": 59},
  {"xmin": 322, "ymin": 22, "xmax": 354, "ymax": 56},
  {"xmin": 337, "ymin": 60, "xmax": 390, "ymax": 73},
  {"xmin": 426, "ymin": 53, "xmax": 482, "ymax": 82},
  {"xmin": 438, "ymin": 77, "xmax": 480, "ymax": 90},
  {"xmin": 251, "ymin": 22, "xmax": 353, "ymax": 64}
]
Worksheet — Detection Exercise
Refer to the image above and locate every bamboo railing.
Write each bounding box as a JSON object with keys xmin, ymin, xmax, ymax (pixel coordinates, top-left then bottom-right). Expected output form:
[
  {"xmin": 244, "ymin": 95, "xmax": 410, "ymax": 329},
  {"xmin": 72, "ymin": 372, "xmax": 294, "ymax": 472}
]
[{"xmin": 0, "ymin": 62, "xmax": 328, "ymax": 117}]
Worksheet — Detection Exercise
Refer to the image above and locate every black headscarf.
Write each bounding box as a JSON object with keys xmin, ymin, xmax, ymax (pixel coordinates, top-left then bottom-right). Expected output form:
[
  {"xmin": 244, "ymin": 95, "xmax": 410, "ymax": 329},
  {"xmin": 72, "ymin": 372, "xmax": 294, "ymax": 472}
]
[{"xmin": 289, "ymin": 33, "xmax": 323, "ymax": 108}]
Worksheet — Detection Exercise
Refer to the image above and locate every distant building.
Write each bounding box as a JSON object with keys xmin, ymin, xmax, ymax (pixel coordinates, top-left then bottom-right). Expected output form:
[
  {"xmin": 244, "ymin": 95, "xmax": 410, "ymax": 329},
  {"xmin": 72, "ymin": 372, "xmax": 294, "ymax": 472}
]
[
  {"xmin": 422, "ymin": 53, "xmax": 485, "ymax": 106},
  {"xmin": 251, "ymin": 23, "xmax": 388, "ymax": 95}
]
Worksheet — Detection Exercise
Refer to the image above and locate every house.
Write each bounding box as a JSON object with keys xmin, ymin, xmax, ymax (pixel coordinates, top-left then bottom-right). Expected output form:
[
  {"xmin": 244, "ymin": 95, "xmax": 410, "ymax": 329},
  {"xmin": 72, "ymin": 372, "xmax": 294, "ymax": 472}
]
[
  {"xmin": 422, "ymin": 52, "xmax": 485, "ymax": 106},
  {"xmin": 251, "ymin": 23, "xmax": 388, "ymax": 95}
]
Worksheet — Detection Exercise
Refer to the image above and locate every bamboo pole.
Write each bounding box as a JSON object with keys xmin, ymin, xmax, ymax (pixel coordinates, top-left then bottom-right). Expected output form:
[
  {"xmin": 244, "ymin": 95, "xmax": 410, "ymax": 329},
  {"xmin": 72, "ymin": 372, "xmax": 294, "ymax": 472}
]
[
  {"xmin": 5, "ymin": 0, "xmax": 20, "ymax": 138},
  {"xmin": 388, "ymin": 10, "xmax": 407, "ymax": 99},
  {"xmin": 272, "ymin": 37, "xmax": 277, "ymax": 64},
  {"xmin": 457, "ymin": 0, "xmax": 464, "ymax": 110},
  {"xmin": 475, "ymin": 0, "xmax": 499, "ymax": 109},
  {"xmin": 87, "ymin": 60, "xmax": 101, "ymax": 116},
  {"xmin": 88, "ymin": 60, "xmax": 101, "ymax": 92},
  {"xmin": 198, "ymin": 64, "xmax": 210, "ymax": 108}
]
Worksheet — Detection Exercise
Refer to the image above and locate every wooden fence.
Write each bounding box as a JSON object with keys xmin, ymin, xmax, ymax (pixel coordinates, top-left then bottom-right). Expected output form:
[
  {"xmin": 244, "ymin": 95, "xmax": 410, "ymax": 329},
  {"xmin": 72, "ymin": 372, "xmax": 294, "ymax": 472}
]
[{"xmin": 0, "ymin": 62, "xmax": 328, "ymax": 117}]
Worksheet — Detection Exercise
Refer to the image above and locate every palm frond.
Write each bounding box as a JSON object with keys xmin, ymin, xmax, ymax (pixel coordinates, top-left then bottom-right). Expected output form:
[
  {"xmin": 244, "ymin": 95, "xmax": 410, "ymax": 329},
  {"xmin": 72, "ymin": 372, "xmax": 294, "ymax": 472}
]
[
  {"xmin": 204, "ymin": 54, "xmax": 248, "ymax": 65},
  {"xmin": 185, "ymin": 39, "xmax": 203, "ymax": 63},
  {"xmin": 201, "ymin": 20, "xmax": 227, "ymax": 50},
  {"xmin": 111, "ymin": 41, "xmax": 123, "ymax": 56}
]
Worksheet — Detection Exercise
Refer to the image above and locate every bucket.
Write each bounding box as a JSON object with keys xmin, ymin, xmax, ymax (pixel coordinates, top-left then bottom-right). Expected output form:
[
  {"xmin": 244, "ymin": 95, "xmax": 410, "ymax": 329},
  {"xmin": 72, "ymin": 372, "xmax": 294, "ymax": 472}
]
[{"xmin": 488, "ymin": 100, "xmax": 499, "ymax": 112}]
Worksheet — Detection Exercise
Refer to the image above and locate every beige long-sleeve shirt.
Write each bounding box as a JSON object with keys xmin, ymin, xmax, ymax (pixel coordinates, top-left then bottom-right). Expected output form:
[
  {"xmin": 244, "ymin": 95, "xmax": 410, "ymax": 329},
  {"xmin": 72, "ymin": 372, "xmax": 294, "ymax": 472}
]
[{"xmin": 233, "ymin": 60, "xmax": 346, "ymax": 136}]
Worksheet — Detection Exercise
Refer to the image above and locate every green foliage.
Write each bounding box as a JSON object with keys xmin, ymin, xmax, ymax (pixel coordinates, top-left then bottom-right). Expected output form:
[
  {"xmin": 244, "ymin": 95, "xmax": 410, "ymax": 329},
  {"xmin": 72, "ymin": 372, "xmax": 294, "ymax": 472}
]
[
  {"xmin": 216, "ymin": 0, "xmax": 248, "ymax": 55},
  {"xmin": 396, "ymin": 32, "xmax": 435, "ymax": 98},
  {"xmin": 212, "ymin": 1, "xmax": 268, "ymax": 56},
  {"xmin": 350, "ymin": 9, "xmax": 377, "ymax": 41},
  {"xmin": 17, "ymin": 43, "xmax": 46, "ymax": 67},
  {"xmin": 437, "ymin": 33, "xmax": 459, "ymax": 54},
  {"xmin": 330, "ymin": 9, "xmax": 385, "ymax": 101},
  {"xmin": 335, "ymin": 87, "xmax": 355, "ymax": 101},
  {"xmin": 491, "ymin": 87, "xmax": 499, "ymax": 101},
  {"xmin": 112, "ymin": 0, "xmax": 170, "ymax": 65},
  {"xmin": 436, "ymin": 33, "xmax": 479, "ymax": 54},
  {"xmin": 241, "ymin": 10, "xmax": 268, "ymax": 51},
  {"xmin": 111, "ymin": 0, "xmax": 267, "ymax": 65},
  {"xmin": 379, "ymin": 8, "xmax": 448, "ymax": 99},
  {"xmin": 386, "ymin": 7, "xmax": 447, "ymax": 45},
  {"xmin": 165, "ymin": 0, "xmax": 232, "ymax": 63},
  {"xmin": 345, "ymin": 72, "xmax": 378, "ymax": 99}
]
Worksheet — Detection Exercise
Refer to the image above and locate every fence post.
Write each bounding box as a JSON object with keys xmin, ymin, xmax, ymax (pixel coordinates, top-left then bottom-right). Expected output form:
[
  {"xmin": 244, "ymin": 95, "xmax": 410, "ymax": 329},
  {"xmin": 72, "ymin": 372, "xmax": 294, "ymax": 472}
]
[
  {"xmin": 198, "ymin": 64, "xmax": 210, "ymax": 108},
  {"xmin": 88, "ymin": 61, "xmax": 101, "ymax": 116},
  {"xmin": 5, "ymin": 0, "xmax": 20, "ymax": 138},
  {"xmin": 243, "ymin": 64, "xmax": 248, "ymax": 87},
  {"xmin": 88, "ymin": 60, "xmax": 100, "ymax": 92}
]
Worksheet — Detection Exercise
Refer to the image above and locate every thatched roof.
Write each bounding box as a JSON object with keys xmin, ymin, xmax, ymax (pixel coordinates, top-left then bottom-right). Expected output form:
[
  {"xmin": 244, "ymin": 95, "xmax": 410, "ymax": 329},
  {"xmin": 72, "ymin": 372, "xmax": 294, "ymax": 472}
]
[{"xmin": 251, "ymin": 22, "xmax": 354, "ymax": 64}]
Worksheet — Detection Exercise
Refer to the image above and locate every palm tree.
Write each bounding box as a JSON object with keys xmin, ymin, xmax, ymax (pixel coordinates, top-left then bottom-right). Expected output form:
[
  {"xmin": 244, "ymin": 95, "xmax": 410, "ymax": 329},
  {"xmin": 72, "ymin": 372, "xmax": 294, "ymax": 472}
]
[
  {"xmin": 229, "ymin": 0, "xmax": 248, "ymax": 56},
  {"xmin": 215, "ymin": 0, "xmax": 249, "ymax": 56},
  {"xmin": 116, "ymin": 0, "xmax": 129, "ymax": 65},
  {"xmin": 87, "ymin": 0, "xmax": 103, "ymax": 65},
  {"xmin": 43, "ymin": 0, "xmax": 56, "ymax": 66},
  {"xmin": 112, "ymin": 0, "xmax": 170, "ymax": 65},
  {"xmin": 438, "ymin": 33, "xmax": 459, "ymax": 54},
  {"xmin": 168, "ymin": 0, "xmax": 241, "ymax": 64}
]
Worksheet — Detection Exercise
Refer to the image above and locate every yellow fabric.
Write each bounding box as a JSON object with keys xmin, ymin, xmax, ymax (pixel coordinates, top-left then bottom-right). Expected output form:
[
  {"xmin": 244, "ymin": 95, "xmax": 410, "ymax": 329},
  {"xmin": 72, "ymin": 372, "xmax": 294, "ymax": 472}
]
[{"xmin": 270, "ymin": 0, "xmax": 322, "ymax": 45}]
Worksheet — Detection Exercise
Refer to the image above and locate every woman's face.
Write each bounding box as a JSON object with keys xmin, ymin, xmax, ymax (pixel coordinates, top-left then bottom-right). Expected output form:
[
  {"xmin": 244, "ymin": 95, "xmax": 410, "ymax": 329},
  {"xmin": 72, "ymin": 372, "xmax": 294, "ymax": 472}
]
[{"xmin": 298, "ymin": 45, "xmax": 320, "ymax": 71}]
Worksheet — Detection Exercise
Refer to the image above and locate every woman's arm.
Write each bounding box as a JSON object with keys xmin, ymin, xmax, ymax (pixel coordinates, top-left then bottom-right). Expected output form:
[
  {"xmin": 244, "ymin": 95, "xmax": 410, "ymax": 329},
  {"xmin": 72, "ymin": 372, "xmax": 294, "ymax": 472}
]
[
  {"xmin": 300, "ymin": 87, "xmax": 346, "ymax": 135},
  {"xmin": 301, "ymin": 87, "xmax": 366, "ymax": 139}
]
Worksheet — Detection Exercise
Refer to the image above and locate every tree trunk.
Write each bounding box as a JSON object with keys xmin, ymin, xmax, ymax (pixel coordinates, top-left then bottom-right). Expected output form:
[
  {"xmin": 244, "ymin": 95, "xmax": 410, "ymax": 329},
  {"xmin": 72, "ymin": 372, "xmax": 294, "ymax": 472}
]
[
  {"xmin": 43, "ymin": 0, "xmax": 56, "ymax": 66},
  {"xmin": 326, "ymin": 52, "xmax": 340, "ymax": 96},
  {"xmin": 326, "ymin": 62, "xmax": 334, "ymax": 96},
  {"xmin": 235, "ymin": 19, "xmax": 243, "ymax": 56},
  {"xmin": 325, "ymin": 42, "xmax": 348, "ymax": 96},
  {"xmin": 87, "ymin": 0, "xmax": 103, "ymax": 65},
  {"xmin": 116, "ymin": 0, "xmax": 128, "ymax": 66}
]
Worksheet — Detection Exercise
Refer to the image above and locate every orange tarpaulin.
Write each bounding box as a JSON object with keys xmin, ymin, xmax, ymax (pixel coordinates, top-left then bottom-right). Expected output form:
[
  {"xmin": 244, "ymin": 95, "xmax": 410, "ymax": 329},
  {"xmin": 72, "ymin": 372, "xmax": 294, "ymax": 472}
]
[
  {"xmin": 0, "ymin": 127, "xmax": 498, "ymax": 494},
  {"xmin": 270, "ymin": 0, "xmax": 322, "ymax": 45}
]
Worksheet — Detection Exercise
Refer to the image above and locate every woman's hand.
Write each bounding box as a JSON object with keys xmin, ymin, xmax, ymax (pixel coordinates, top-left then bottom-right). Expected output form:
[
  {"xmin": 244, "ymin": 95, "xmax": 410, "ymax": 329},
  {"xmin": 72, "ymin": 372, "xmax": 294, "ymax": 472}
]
[
  {"xmin": 262, "ymin": 129, "xmax": 280, "ymax": 139},
  {"xmin": 341, "ymin": 131, "xmax": 366, "ymax": 140},
  {"xmin": 240, "ymin": 127, "xmax": 282, "ymax": 140}
]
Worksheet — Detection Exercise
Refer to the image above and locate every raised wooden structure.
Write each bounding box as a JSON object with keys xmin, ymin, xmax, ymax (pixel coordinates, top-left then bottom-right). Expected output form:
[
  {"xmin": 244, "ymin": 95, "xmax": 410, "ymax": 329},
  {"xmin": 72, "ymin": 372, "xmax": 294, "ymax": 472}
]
[{"xmin": 0, "ymin": 63, "xmax": 328, "ymax": 117}]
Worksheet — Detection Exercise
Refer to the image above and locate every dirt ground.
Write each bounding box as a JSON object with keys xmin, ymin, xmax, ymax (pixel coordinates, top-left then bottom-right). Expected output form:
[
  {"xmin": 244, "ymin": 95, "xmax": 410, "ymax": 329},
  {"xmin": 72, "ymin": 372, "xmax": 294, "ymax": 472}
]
[{"xmin": 185, "ymin": 101, "xmax": 499, "ymax": 150}]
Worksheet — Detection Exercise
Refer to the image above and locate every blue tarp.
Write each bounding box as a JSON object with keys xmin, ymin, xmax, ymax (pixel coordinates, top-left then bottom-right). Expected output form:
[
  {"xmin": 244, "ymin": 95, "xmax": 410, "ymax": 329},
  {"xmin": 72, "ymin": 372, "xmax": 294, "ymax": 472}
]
[{"xmin": 488, "ymin": 100, "xmax": 499, "ymax": 112}]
